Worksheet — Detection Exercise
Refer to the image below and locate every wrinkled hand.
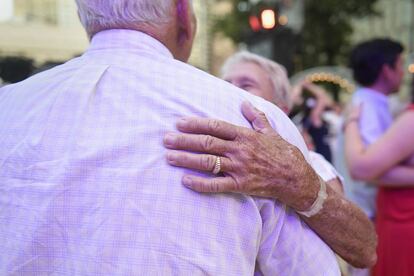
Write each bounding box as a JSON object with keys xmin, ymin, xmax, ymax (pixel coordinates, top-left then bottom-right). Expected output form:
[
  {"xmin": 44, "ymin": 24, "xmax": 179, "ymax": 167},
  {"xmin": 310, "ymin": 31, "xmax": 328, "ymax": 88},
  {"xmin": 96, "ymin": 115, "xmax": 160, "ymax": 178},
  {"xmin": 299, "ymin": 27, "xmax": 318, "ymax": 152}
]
[{"xmin": 163, "ymin": 101, "xmax": 320, "ymax": 211}]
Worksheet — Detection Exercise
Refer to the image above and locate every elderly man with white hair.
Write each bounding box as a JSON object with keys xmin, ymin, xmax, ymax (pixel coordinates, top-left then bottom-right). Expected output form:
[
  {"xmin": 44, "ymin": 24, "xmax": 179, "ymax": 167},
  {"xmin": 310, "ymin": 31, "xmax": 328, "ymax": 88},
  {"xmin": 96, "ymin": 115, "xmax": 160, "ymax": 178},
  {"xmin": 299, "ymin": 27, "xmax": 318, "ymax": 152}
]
[{"xmin": 0, "ymin": 1, "xmax": 372, "ymax": 275}]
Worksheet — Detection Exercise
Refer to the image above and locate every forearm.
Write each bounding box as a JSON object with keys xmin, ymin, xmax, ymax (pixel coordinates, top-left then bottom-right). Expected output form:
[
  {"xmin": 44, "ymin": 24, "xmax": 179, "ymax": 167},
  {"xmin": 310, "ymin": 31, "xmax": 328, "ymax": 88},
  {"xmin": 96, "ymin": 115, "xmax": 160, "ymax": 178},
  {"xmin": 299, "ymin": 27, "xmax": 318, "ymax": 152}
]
[
  {"xmin": 289, "ymin": 162, "xmax": 377, "ymax": 268},
  {"xmin": 301, "ymin": 184, "xmax": 377, "ymax": 268},
  {"xmin": 310, "ymin": 101, "xmax": 326, "ymax": 127},
  {"xmin": 345, "ymin": 122, "xmax": 381, "ymax": 180},
  {"xmin": 376, "ymin": 165, "xmax": 414, "ymax": 187},
  {"xmin": 291, "ymin": 84, "xmax": 304, "ymax": 105}
]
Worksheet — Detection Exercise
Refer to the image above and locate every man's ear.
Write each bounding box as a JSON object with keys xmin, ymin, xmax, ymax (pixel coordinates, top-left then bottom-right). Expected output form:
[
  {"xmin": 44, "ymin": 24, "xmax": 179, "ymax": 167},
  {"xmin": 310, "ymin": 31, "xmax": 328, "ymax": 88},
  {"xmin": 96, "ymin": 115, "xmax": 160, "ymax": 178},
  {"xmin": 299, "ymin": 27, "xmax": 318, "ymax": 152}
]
[
  {"xmin": 381, "ymin": 63, "xmax": 394, "ymax": 81},
  {"xmin": 176, "ymin": 0, "xmax": 192, "ymax": 45}
]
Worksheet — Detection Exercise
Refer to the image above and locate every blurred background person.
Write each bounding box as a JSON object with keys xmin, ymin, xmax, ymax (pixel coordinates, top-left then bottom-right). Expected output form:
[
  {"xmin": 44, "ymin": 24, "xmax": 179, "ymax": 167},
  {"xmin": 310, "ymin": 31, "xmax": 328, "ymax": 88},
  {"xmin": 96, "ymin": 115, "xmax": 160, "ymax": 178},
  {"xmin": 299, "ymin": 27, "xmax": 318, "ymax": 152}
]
[
  {"xmin": 344, "ymin": 74, "xmax": 414, "ymax": 276},
  {"xmin": 291, "ymin": 80, "xmax": 340, "ymax": 163},
  {"xmin": 335, "ymin": 38, "xmax": 404, "ymax": 276},
  {"xmin": 339, "ymin": 38, "xmax": 404, "ymax": 219}
]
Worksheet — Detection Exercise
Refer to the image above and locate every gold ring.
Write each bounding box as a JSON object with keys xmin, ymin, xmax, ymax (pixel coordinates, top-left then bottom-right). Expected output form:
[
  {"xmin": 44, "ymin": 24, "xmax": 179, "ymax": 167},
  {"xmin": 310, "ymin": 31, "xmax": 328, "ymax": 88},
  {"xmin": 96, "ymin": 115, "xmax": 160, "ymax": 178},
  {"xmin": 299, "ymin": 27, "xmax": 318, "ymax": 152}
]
[{"xmin": 212, "ymin": 156, "xmax": 221, "ymax": 174}]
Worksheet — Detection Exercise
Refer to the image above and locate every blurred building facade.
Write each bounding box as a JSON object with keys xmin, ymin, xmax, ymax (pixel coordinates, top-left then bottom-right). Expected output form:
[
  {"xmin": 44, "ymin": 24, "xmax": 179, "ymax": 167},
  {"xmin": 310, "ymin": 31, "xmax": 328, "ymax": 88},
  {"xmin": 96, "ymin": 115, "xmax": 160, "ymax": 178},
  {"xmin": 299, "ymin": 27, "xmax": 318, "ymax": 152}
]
[
  {"xmin": 351, "ymin": 0, "xmax": 414, "ymax": 54},
  {"xmin": 191, "ymin": 0, "xmax": 213, "ymax": 71},
  {"xmin": 0, "ymin": 0, "xmax": 89, "ymax": 64},
  {"xmin": 0, "ymin": 0, "xmax": 215, "ymax": 71}
]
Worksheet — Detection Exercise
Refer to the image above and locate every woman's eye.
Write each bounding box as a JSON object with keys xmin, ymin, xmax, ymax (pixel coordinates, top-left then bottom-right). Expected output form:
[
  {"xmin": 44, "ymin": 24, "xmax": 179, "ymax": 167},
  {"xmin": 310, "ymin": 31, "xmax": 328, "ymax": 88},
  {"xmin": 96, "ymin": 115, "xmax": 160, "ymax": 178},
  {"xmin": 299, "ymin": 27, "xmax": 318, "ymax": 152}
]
[{"xmin": 240, "ymin": 84, "xmax": 253, "ymax": 90}]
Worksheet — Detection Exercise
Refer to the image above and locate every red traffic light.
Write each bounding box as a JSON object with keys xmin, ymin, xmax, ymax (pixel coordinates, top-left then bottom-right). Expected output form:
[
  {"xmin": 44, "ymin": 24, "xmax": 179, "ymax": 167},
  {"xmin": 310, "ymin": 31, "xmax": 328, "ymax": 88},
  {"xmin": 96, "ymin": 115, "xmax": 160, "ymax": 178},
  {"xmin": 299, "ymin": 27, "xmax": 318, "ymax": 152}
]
[{"xmin": 249, "ymin": 15, "xmax": 261, "ymax": 32}]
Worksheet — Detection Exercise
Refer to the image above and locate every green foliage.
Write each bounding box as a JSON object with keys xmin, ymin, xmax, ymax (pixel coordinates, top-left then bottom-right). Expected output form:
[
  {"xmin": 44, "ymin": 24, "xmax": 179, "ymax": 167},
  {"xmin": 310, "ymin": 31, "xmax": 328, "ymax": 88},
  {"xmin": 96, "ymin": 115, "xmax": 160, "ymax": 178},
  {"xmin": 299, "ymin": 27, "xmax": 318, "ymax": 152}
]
[
  {"xmin": 300, "ymin": 0, "xmax": 379, "ymax": 69},
  {"xmin": 0, "ymin": 56, "xmax": 35, "ymax": 83},
  {"xmin": 213, "ymin": 0, "xmax": 255, "ymax": 42},
  {"xmin": 214, "ymin": 0, "xmax": 380, "ymax": 70}
]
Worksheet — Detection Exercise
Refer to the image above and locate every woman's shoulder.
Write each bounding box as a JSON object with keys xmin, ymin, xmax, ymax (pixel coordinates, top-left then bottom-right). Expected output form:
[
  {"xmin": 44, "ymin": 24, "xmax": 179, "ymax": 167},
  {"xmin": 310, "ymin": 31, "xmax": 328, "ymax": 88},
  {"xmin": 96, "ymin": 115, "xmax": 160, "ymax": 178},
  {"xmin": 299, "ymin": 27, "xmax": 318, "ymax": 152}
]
[{"xmin": 393, "ymin": 107, "xmax": 414, "ymax": 130}]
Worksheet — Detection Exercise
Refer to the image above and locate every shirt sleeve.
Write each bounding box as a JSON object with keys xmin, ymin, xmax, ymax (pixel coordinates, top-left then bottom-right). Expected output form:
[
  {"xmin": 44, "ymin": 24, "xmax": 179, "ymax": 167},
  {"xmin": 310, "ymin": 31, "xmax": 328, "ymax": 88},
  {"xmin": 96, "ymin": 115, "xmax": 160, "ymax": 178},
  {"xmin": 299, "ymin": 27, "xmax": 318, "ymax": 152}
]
[
  {"xmin": 253, "ymin": 199, "xmax": 287, "ymax": 275},
  {"xmin": 352, "ymin": 97, "xmax": 385, "ymax": 145},
  {"xmin": 253, "ymin": 199, "xmax": 340, "ymax": 276},
  {"xmin": 309, "ymin": 151, "xmax": 343, "ymax": 183}
]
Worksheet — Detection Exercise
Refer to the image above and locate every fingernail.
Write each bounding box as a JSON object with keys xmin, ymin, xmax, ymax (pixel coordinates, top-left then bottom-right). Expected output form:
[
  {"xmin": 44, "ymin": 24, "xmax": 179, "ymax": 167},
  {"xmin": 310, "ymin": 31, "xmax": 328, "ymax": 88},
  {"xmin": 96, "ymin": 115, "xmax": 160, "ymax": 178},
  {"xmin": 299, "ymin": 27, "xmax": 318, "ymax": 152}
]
[
  {"xmin": 253, "ymin": 118, "xmax": 265, "ymax": 130},
  {"xmin": 182, "ymin": 175, "xmax": 193, "ymax": 187},
  {"xmin": 166, "ymin": 151, "xmax": 178, "ymax": 165},
  {"xmin": 163, "ymin": 133, "xmax": 177, "ymax": 147}
]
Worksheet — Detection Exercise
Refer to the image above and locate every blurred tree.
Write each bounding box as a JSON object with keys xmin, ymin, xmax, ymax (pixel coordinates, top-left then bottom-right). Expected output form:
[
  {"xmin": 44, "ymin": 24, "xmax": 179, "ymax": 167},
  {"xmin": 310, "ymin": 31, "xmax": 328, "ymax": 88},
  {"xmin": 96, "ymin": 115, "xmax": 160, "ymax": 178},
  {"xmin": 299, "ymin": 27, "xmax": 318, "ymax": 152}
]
[
  {"xmin": 300, "ymin": 0, "xmax": 379, "ymax": 69},
  {"xmin": 214, "ymin": 0, "xmax": 379, "ymax": 71},
  {"xmin": 0, "ymin": 57, "xmax": 35, "ymax": 83},
  {"xmin": 213, "ymin": 0, "xmax": 269, "ymax": 42}
]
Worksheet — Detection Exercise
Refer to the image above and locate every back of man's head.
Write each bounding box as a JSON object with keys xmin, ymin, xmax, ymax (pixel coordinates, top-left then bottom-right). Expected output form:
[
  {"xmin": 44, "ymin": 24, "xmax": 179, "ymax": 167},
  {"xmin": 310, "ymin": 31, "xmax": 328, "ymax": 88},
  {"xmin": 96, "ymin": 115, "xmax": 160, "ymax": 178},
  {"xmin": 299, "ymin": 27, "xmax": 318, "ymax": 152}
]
[
  {"xmin": 350, "ymin": 38, "xmax": 403, "ymax": 86},
  {"xmin": 75, "ymin": 0, "xmax": 174, "ymax": 38}
]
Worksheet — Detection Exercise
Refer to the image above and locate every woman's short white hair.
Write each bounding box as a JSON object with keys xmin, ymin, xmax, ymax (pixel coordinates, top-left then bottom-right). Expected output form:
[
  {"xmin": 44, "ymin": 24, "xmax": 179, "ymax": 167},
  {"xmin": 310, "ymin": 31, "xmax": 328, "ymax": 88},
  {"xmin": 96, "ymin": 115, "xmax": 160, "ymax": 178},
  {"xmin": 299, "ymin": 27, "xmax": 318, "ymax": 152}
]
[
  {"xmin": 221, "ymin": 51, "xmax": 293, "ymax": 112},
  {"xmin": 75, "ymin": 0, "xmax": 176, "ymax": 37}
]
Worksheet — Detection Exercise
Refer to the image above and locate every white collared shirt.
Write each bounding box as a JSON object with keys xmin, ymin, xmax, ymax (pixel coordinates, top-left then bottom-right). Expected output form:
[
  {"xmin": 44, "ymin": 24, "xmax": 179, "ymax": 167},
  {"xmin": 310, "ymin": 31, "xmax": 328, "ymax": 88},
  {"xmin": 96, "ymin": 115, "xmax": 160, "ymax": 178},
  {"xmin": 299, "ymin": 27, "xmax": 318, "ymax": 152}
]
[
  {"xmin": 0, "ymin": 29, "xmax": 339, "ymax": 275},
  {"xmin": 353, "ymin": 88, "xmax": 393, "ymax": 145}
]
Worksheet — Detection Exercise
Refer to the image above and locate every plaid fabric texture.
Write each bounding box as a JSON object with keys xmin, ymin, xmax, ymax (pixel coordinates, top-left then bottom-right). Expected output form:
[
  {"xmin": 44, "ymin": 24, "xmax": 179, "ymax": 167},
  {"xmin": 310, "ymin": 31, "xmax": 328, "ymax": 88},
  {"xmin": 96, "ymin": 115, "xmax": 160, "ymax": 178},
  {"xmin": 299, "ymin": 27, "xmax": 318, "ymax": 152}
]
[{"xmin": 0, "ymin": 30, "xmax": 339, "ymax": 276}]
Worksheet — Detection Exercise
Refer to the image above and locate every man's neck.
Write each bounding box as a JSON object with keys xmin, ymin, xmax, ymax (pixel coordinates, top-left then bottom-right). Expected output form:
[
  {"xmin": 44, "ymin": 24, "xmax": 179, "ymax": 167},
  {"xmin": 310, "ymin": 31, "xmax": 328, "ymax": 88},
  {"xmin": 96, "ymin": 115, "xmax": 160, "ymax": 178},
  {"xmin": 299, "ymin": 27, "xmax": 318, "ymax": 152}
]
[{"xmin": 365, "ymin": 83, "xmax": 389, "ymax": 96}]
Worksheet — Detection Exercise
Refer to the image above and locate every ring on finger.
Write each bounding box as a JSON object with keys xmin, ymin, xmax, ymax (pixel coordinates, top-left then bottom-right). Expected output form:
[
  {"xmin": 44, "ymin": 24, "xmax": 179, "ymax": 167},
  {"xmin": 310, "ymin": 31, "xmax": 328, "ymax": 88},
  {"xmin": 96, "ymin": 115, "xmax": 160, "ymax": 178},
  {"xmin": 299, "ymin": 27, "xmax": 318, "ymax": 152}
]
[{"xmin": 212, "ymin": 156, "xmax": 221, "ymax": 175}]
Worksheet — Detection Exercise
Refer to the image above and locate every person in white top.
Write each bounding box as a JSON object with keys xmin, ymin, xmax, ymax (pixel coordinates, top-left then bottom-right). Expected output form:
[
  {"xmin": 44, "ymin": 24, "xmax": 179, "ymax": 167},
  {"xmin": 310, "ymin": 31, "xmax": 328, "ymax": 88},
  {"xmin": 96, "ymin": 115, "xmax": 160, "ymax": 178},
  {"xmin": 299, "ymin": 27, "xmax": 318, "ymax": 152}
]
[
  {"xmin": 0, "ymin": 0, "xmax": 346, "ymax": 275},
  {"xmin": 164, "ymin": 51, "xmax": 377, "ymax": 267}
]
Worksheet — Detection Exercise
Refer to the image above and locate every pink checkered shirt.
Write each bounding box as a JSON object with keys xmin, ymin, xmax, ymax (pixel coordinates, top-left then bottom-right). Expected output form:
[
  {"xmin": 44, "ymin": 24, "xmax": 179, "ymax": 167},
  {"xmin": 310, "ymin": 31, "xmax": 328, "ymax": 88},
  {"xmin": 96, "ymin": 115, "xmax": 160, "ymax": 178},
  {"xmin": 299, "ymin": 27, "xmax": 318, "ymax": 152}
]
[{"xmin": 0, "ymin": 29, "xmax": 340, "ymax": 275}]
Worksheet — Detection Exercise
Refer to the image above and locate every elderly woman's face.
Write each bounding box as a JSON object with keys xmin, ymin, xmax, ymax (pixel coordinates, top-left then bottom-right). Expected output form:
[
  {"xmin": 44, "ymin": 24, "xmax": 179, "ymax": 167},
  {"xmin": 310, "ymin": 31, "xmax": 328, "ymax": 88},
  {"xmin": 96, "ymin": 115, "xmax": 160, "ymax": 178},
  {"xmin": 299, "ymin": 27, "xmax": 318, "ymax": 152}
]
[{"xmin": 223, "ymin": 61, "xmax": 275, "ymax": 103}]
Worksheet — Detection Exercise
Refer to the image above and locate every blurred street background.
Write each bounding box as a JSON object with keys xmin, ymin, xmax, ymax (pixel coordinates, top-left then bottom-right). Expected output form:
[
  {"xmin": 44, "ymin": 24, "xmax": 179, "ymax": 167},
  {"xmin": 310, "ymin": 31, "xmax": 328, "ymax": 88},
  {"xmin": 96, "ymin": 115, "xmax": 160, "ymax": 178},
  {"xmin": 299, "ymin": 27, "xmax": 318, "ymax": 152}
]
[{"xmin": 0, "ymin": 0, "xmax": 413, "ymax": 99}]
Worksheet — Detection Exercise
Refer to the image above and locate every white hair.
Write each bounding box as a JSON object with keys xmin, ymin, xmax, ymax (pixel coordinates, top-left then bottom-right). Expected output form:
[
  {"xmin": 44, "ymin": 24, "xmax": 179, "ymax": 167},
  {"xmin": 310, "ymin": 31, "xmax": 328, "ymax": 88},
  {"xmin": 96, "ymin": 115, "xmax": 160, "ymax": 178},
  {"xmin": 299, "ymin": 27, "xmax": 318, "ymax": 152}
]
[
  {"xmin": 221, "ymin": 51, "xmax": 293, "ymax": 112},
  {"xmin": 75, "ymin": 0, "xmax": 176, "ymax": 37}
]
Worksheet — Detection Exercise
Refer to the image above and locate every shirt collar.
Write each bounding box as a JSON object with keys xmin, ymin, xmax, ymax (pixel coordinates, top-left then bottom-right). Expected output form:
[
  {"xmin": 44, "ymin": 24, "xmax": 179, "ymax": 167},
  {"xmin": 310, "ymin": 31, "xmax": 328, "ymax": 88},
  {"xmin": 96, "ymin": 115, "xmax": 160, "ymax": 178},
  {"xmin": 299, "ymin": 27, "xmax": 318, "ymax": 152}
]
[
  {"xmin": 358, "ymin": 87, "xmax": 389, "ymax": 104},
  {"xmin": 86, "ymin": 29, "xmax": 174, "ymax": 59}
]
